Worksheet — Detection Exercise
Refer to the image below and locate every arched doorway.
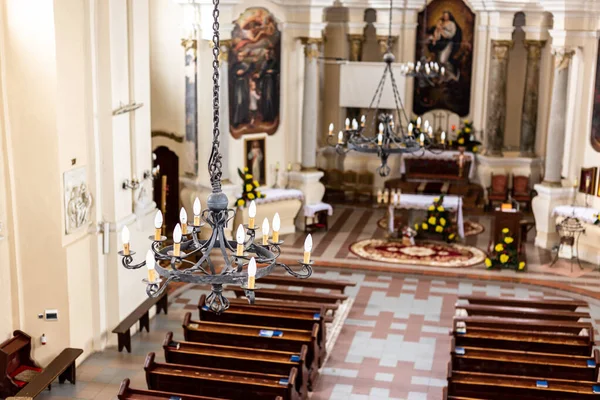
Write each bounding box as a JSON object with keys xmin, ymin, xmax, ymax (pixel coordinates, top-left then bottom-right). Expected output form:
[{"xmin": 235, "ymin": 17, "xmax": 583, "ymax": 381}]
[{"xmin": 153, "ymin": 146, "xmax": 180, "ymax": 235}]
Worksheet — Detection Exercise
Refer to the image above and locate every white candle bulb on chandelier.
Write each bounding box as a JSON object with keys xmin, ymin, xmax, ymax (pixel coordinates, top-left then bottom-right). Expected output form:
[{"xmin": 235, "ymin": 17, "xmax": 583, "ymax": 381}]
[
  {"xmin": 328, "ymin": 123, "xmax": 334, "ymax": 136},
  {"xmin": 262, "ymin": 218, "xmax": 270, "ymax": 245},
  {"xmin": 180, "ymin": 207, "xmax": 188, "ymax": 234},
  {"xmin": 247, "ymin": 257, "xmax": 257, "ymax": 289},
  {"xmin": 360, "ymin": 115, "xmax": 366, "ymax": 127},
  {"xmin": 345, "ymin": 118, "xmax": 350, "ymax": 130},
  {"xmin": 441, "ymin": 66, "xmax": 445, "ymax": 76},
  {"xmin": 378, "ymin": 123, "xmax": 384, "ymax": 134},
  {"xmin": 441, "ymin": 131, "xmax": 446, "ymax": 144},
  {"xmin": 303, "ymin": 234, "xmax": 313, "ymax": 264},
  {"xmin": 377, "ymin": 132, "xmax": 383, "ymax": 146},
  {"xmin": 122, "ymin": 225, "xmax": 130, "ymax": 255},
  {"xmin": 338, "ymin": 131, "xmax": 344, "ymax": 144},
  {"xmin": 428, "ymin": 126, "xmax": 433, "ymax": 138},
  {"xmin": 248, "ymin": 200, "xmax": 257, "ymax": 229},
  {"xmin": 146, "ymin": 249, "xmax": 158, "ymax": 283},
  {"xmin": 424, "ymin": 120, "xmax": 429, "ymax": 131},
  {"xmin": 173, "ymin": 223, "xmax": 182, "ymax": 257},
  {"xmin": 193, "ymin": 197, "xmax": 201, "ymax": 226},
  {"xmin": 272, "ymin": 213, "xmax": 281, "ymax": 243},
  {"xmin": 352, "ymin": 119, "xmax": 358, "ymax": 130},
  {"xmin": 420, "ymin": 133, "xmax": 425, "ymax": 147},
  {"xmin": 408, "ymin": 123, "xmax": 413, "ymax": 136},
  {"xmin": 154, "ymin": 211, "xmax": 163, "ymax": 240},
  {"xmin": 416, "ymin": 117, "xmax": 422, "ymax": 128},
  {"xmin": 236, "ymin": 224, "xmax": 245, "ymax": 256},
  {"xmin": 377, "ymin": 189, "xmax": 383, "ymax": 204}
]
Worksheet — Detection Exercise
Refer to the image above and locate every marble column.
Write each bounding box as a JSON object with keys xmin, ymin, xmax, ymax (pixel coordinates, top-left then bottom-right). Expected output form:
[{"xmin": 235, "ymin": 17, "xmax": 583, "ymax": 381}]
[
  {"xmin": 181, "ymin": 37, "xmax": 199, "ymax": 176},
  {"xmin": 301, "ymin": 40, "xmax": 320, "ymax": 170},
  {"xmin": 218, "ymin": 40, "xmax": 231, "ymax": 183},
  {"xmin": 519, "ymin": 40, "xmax": 545, "ymax": 157},
  {"xmin": 542, "ymin": 48, "xmax": 575, "ymax": 186},
  {"xmin": 347, "ymin": 34, "xmax": 364, "ymax": 62},
  {"xmin": 484, "ymin": 40, "xmax": 512, "ymax": 157}
]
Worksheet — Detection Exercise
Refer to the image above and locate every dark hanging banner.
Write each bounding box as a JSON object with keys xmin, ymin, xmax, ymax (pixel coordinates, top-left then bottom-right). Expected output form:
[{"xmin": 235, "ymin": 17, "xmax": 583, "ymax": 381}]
[
  {"xmin": 412, "ymin": 0, "xmax": 475, "ymax": 117},
  {"xmin": 229, "ymin": 7, "xmax": 281, "ymax": 139},
  {"xmin": 591, "ymin": 40, "xmax": 600, "ymax": 152}
]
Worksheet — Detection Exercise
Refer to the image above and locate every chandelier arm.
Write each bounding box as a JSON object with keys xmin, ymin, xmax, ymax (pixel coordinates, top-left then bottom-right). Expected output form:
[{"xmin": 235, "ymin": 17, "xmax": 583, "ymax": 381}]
[
  {"xmin": 278, "ymin": 262, "xmax": 312, "ymax": 279},
  {"xmin": 208, "ymin": 0, "xmax": 223, "ymax": 193},
  {"xmin": 121, "ymin": 256, "xmax": 146, "ymax": 270},
  {"xmin": 146, "ymin": 275, "xmax": 176, "ymax": 298},
  {"xmin": 215, "ymin": 227, "xmax": 235, "ymax": 272}
]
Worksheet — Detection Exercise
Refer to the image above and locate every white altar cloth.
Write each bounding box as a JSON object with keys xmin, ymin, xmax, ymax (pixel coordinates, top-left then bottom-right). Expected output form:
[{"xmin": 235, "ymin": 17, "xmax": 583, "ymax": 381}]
[
  {"xmin": 304, "ymin": 202, "xmax": 333, "ymax": 218},
  {"xmin": 552, "ymin": 205, "xmax": 599, "ymax": 225},
  {"xmin": 254, "ymin": 188, "xmax": 304, "ymax": 205},
  {"xmin": 400, "ymin": 150, "xmax": 476, "ymax": 179},
  {"xmin": 388, "ymin": 194, "xmax": 465, "ymax": 238}
]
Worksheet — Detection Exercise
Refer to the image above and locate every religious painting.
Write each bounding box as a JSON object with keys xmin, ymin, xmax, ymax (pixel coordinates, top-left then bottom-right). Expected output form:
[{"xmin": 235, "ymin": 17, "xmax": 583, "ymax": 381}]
[
  {"xmin": 229, "ymin": 7, "xmax": 281, "ymax": 138},
  {"xmin": 63, "ymin": 167, "xmax": 93, "ymax": 235},
  {"xmin": 244, "ymin": 137, "xmax": 267, "ymax": 186},
  {"xmin": 590, "ymin": 40, "xmax": 600, "ymax": 152},
  {"xmin": 579, "ymin": 167, "xmax": 597, "ymax": 195},
  {"xmin": 412, "ymin": 0, "xmax": 475, "ymax": 117}
]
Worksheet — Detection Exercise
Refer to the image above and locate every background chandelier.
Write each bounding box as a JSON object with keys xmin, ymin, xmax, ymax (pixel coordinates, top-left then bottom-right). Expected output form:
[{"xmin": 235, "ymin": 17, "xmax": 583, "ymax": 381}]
[
  {"xmin": 118, "ymin": 0, "xmax": 312, "ymax": 314},
  {"xmin": 400, "ymin": 0, "xmax": 444, "ymax": 86},
  {"xmin": 327, "ymin": 0, "xmax": 446, "ymax": 177}
]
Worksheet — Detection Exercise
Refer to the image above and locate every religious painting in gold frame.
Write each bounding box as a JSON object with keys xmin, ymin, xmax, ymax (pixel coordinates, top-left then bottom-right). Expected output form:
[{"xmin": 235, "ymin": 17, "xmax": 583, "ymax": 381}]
[
  {"xmin": 578, "ymin": 167, "xmax": 597, "ymax": 195},
  {"xmin": 244, "ymin": 137, "xmax": 267, "ymax": 186}
]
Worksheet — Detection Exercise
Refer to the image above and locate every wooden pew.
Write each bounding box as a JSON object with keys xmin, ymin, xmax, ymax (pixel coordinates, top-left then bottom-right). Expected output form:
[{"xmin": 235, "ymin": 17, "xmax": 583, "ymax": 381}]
[
  {"xmin": 144, "ymin": 352, "xmax": 300, "ymax": 400},
  {"xmin": 0, "ymin": 331, "xmax": 42, "ymax": 398},
  {"xmin": 453, "ymin": 325, "xmax": 593, "ymax": 356},
  {"xmin": 232, "ymin": 288, "xmax": 346, "ymax": 305},
  {"xmin": 182, "ymin": 313, "xmax": 320, "ymax": 387},
  {"xmin": 118, "ymin": 378, "xmax": 232, "ymax": 399},
  {"xmin": 163, "ymin": 332, "xmax": 309, "ymax": 398},
  {"xmin": 455, "ymin": 303, "xmax": 590, "ymax": 322},
  {"xmin": 447, "ymin": 369, "xmax": 600, "ymax": 399},
  {"xmin": 198, "ymin": 295, "xmax": 327, "ymax": 366},
  {"xmin": 257, "ymin": 274, "xmax": 356, "ymax": 294},
  {"xmin": 228, "ymin": 298, "xmax": 335, "ymax": 322},
  {"xmin": 14, "ymin": 348, "xmax": 83, "ymax": 398},
  {"xmin": 458, "ymin": 295, "xmax": 588, "ymax": 311},
  {"xmin": 450, "ymin": 338, "xmax": 600, "ymax": 382},
  {"xmin": 112, "ymin": 290, "xmax": 169, "ymax": 353},
  {"xmin": 453, "ymin": 316, "xmax": 594, "ymax": 337}
]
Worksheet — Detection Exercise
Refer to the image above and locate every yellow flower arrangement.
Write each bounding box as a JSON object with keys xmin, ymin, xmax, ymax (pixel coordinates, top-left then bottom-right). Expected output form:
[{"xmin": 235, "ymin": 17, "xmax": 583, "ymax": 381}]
[
  {"xmin": 435, "ymin": 226, "xmax": 443, "ymax": 233},
  {"xmin": 494, "ymin": 243, "xmax": 504, "ymax": 252},
  {"xmin": 504, "ymin": 237, "xmax": 514, "ymax": 244},
  {"xmin": 244, "ymin": 167, "xmax": 249, "ymax": 172},
  {"xmin": 253, "ymin": 180, "xmax": 259, "ymax": 187},
  {"xmin": 464, "ymin": 127, "xmax": 471, "ymax": 133},
  {"xmin": 422, "ymin": 223, "xmax": 428, "ymax": 230},
  {"xmin": 500, "ymin": 254, "xmax": 509, "ymax": 264},
  {"xmin": 256, "ymin": 191, "xmax": 262, "ymax": 197},
  {"xmin": 458, "ymin": 138, "xmax": 465, "ymax": 144},
  {"xmin": 472, "ymin": 146, "xmax": 478, "ymax": 152},
  {"xmin": 428, "ymin": 205, "xmax": 435, "ymax": 211},
  {"xmin": 485, "ymin": 258, "xmax": 492, "ymax": 267},
  {"xmin": 518, "ymin": 261, "xmax": 526, "ymax": 270},
  {"xmin": 433, "ymin": 198, "xmax": 439, "ymax": 203},
  {"xmin": 246, "ymin": 174, "xmax": 253, "ymax": 179},
  {"xmin": 237, "ymin": 199, "xmax": 245, "ymax": 206},
  {"xmin": 437, "ymin": 206, "xmax": 444, "ymax": 212},
  {"xmin": 414, "ymin": 223, "xmax": 420, "ymax": 230},
  {"xmin": 428, "ymin": 217, "xmax": 436, "ymax": 225},
  {"xmin": 448, "ymin": 233, "xmax": 455, "ymax": 240},
  {"xmin": 248, "ymin": 193, "xmax": 255, "ymax": 200},
  {"xmin": 246, "ymin": 184, "xmax": 253, "ymax": 192},
  {"xmin": 502, "ymin": 228, "xmax": 509, "ymax": 233},
  {"xmin": 440, "ymin": 218, "xmax": 446, "ymax": 226}
]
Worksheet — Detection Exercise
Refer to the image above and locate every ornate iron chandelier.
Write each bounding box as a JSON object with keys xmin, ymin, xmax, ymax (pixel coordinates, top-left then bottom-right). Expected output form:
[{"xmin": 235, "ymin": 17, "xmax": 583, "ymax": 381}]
[
  {"xmin": 118, "ymin": 0, "xmax": 312, "ymax": 314},
  {"xmin": 326, "ymin": 0, "xmax": 446, "ymax": 177}
]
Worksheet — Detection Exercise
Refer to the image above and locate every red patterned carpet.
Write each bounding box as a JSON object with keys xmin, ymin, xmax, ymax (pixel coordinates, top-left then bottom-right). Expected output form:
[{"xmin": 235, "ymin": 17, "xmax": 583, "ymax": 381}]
[
  {"xmin": 377, "ymin": 217, "xmax": 485, "ymax": 237},
  {"xmin": 349, "ymin": 239, "xmax": 486, "ymax": 268}
]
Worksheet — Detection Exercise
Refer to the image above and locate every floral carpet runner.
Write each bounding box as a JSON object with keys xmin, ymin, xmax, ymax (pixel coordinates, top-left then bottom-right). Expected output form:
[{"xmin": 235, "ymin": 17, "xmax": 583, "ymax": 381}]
[
  {"xmin": 377, "ymin": 217, "xmax": 484, "ymax": 237},
  {"xmin": 350, "ymin": 239, "xmax": 486, "ymax": 268}
]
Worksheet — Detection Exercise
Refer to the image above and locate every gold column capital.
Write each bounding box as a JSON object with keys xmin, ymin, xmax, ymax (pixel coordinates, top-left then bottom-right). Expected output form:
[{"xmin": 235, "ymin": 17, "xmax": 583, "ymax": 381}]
[
  {"xmin": 377, "ymin": 35, "xmax": 398, "ymax": 55},
  {"xmin": 523, "ymin": 40, "xmax": 546, "ymax": 60},
  {"xmin": 552, "ymin": 47, "xmax": 576, "ymax": 71},
  {"xmin": 347, "ymin": 34, "xmax": 365, "ymax": 61},
  {"xmin": 299, "ymin": 37, "xmax": 323, "ymax": 46},
  {"xmin": 181, "ymin": 38, "xmax": 197, "ymax": 51},
  {"xmin": 490, "ymin": 40, "xmax": 513, "ymax": 61},
  {"xmin": 299, "ymin": 38, "xmax": 322, "ymax": 61}
]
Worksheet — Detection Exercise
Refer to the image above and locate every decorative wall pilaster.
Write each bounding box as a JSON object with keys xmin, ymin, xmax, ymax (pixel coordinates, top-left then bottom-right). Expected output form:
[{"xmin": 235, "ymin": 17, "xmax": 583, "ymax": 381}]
[
  {"xmin": 301, "ymin": 39, "xmax": 321, "ymax": 169},
  {"xmin": 542, "ymin": 47, "xmax": 575, "ymax": 186},
  {"xmin": 347, "ymin": 34, "xmax": 364, "ymax": 62},
  {"xmin": 218, "ymin": 40, "xmax": 231, "ymax": 182},
  {"xmin": 519, "ymin": 40, "xmax": 545, "ymax": 157},
  {"xmin": 181, "ymin": 36, "xmax": 198, "ymax": 177},
  {"xmin": 484, "ymin": 40, "xmax": 512, "ymax": 157}
]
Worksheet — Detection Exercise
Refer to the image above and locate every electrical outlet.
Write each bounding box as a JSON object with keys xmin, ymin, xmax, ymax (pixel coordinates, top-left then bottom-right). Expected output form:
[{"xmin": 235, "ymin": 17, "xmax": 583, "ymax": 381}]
[{"xmin": 45, "ymin": 309, "xmax": 58, "ymax": 321}]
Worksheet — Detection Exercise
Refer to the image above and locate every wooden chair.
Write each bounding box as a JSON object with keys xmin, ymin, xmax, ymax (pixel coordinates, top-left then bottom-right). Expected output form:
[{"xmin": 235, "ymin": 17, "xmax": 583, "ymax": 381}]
[
  {"xmin": 342, "ymin": 170, "xmax": 358, "ymax": 201},
  {"xmin": 487, "ymin": 173, "xmax": 509, "ymax": 209},
  {"xmin": 356, "ymin": 171, "xmax": 374, "ymax": 203},
  {"xmin": 512, "ymin": 175, "xmax": 533, "ymax": 210},
  {"xmin": 0, "ymin": 331, "xmax": 41, "ymax": 398}
]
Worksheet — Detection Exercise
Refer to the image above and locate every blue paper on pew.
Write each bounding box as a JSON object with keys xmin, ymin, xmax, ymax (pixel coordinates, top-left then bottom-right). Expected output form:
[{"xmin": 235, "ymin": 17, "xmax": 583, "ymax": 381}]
[
  {"xmin": 259, "ymin": 330, "xmax": 274, "ymax": 337},
  {"xmin": 290, "ymin": 355, "xmax": 301, "ymax": 362},
  {"xmin": 587, "ymin": 360, "xmax": 596, "ymax": 368},
  {"xmin": 536, "ymin": 380, "xmax": 548, "ymax": 388},
  {"xmin": 169, "ymin": 397, "xmax": 182, "ymax": 400},
  {"xmin": 273, "ymin": 330, "xmax": 283, "ymax": 337},
  {"xmin": 455, "ymin": 347, "xmax": 465, "ymax": 355},
  {"xmin": 313, "ymin": 313, "xmax": 320, "ymax": 320},
  {"xmin": 202, "ymin": 305, "xmax": 210, "ymax": 311},
  {"xmin": 593, "ymin": 385, "xmax": 600, "ymax": 393},
  {"xmin": 278, "ymin": 379, "xmax": 289, "ymax": 386}
]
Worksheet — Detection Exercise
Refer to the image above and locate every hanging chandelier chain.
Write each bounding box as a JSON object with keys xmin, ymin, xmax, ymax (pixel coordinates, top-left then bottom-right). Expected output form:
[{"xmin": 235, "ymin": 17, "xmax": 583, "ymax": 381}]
[
  {"xmin": 208, "ymin": 0, "xmax": 223, "ymax": 193},
  {"xmin": 387, "ymin": 0, "xmax": 392, "ymax": 52}
]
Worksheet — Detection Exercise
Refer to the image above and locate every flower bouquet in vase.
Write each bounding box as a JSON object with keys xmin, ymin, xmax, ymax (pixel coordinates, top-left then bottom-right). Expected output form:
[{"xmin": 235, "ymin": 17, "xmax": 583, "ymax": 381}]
[
  {"xmin": 413, "ymin": 196, "xmax": 457, "ymax": 243},
  {"xmin": 451, "ymin": 120, "xmax": 481, "ymax": 153},
  {"xmin": 485, "ymin": 228, "xmax": 526, "ymax": 271},
  {"xmin": 235, "ymin": 167, "xmax": 265, "ymax": 207}
]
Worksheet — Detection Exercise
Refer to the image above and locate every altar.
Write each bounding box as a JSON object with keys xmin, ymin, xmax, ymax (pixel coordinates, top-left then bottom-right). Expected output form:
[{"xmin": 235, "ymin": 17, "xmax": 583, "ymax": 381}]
[
  {"xmin": 388, "ymin": 194, "xmax": 465, "ymax": 238},
  {"xmin": 550, "ymin": 205, "xmax": 600, "ymax": 265},
  {"xmin": 401, "ymin": 150, "xmax": 476, "ymax": 183}
]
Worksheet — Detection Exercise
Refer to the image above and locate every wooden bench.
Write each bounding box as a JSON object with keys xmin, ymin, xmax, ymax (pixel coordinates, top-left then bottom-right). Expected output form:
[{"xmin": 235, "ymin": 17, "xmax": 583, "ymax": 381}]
[
  {"xmin": 447, "ymin": 369, "xmax": 600, "ymax": 399},
  {"xmin": 118, "ymin": 378, "xmax": 233, "ymax": 399},
  {"xmin": 450, "ymin": 338, "xmax": 600, "ymax": 382},
  {"xmin": 453, "ymin": 316, "xmax": 594, "ymax": 337},
  {"xmin": 182, "ymin": 313, "xmax": 320, "ymax": 387},
  {"xmin": 112, "ymin": 291, "xmax": 168, "ymax": 352},
  {"xmin": 458, "ymin": 295, "xmax": 588, "ymax": 311},
  {"xmin": 453, "ymin": 326, "xmax": 593, "ymax": 356},
  {"xmin": 163, "ymin": 333, "xmax": 308, "ymax": 398},
  {"xmin": 257, "ymin": 275, "xmax": 356, "ymax": 294},
  {"xmin": 228, "ymin": 298, "xmax": 336, "ymax": 321},
  {"xmin": 455, "ymin": 303, "xmax": 590, "ymax": 322},
  {"xmin": 13, "ymin": 348, "xmax": 83, "ymax": 397},
  {"xmin": 198, "ymin": 294, "xmax": 327, "ymax": 366},
  {"xmin": 232, "ymin": 288, "xmax": 346, "ymax": 305},
  {"xmin": 145, "ymin": 352, "xmax": 300, "ymax": 400},
  {"xmin": 0, "ymin": 331, "xmax": 42, "ymax": 398}
]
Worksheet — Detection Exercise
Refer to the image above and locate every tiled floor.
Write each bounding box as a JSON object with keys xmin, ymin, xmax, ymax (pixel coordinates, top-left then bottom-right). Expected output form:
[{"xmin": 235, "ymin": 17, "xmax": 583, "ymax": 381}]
[{"xmin": 37, "ymin": 269, "xmax": 599, "ymax": 400}]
